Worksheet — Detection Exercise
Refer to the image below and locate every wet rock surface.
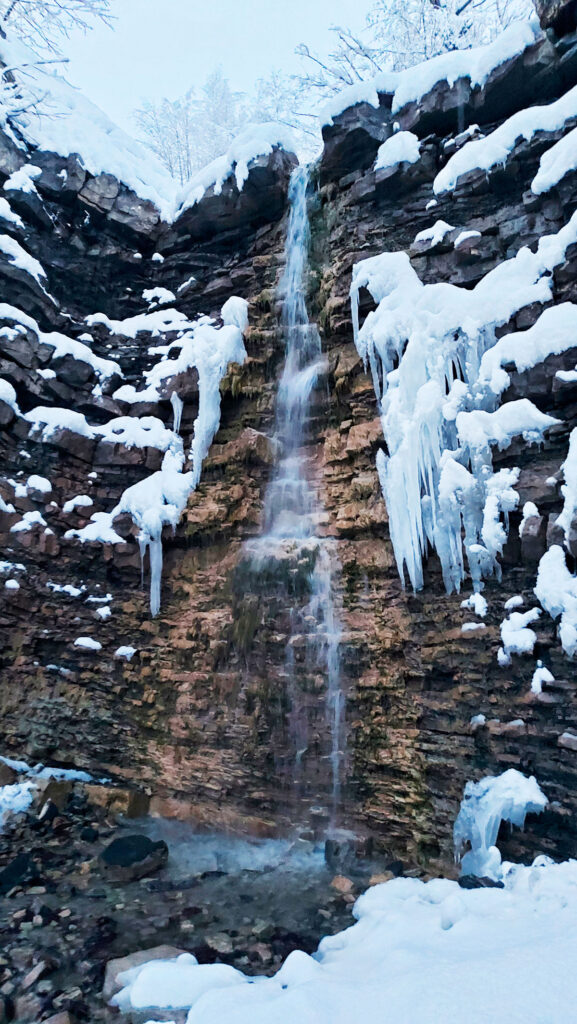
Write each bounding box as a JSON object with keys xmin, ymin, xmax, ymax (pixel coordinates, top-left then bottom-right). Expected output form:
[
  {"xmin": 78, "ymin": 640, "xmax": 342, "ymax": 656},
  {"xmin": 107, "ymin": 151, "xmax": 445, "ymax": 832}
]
[
  {"xmin": 0, "ymin": 788, "xmax": 407, "ymax": 1023},
  {"xmin": 0, "ymin": 13, "xmax": 577, "ymax": 901}
]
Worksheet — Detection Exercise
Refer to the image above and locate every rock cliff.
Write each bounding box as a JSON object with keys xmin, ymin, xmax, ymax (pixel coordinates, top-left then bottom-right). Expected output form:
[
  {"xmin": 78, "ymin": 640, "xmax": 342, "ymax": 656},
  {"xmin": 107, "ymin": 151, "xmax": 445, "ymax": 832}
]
[{"xmin": 2, "ymin": 8, "xmax": 577, "ymax": 873}]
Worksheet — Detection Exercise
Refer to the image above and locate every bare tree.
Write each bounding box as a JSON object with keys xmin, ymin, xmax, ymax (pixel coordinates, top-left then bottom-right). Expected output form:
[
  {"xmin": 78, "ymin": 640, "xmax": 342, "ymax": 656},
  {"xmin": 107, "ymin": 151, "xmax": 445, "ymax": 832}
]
[
  {"xmin": 295, "ymin": 0, "xmax": 534, "ymax": 99},
  {"xmin": 0, "ymin": 0, "xmax": 113, "ymax": 54},
  {"xmin": 135, "ymin": 67, "xmax": 320, "ymax": 185}
]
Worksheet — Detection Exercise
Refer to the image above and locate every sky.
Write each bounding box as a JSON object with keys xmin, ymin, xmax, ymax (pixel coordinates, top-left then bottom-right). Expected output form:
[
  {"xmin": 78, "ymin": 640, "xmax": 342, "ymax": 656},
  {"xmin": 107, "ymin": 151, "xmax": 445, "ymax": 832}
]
[{"xmin": 63, "ymin": 0, "xmax": 368, "ymax": 134}]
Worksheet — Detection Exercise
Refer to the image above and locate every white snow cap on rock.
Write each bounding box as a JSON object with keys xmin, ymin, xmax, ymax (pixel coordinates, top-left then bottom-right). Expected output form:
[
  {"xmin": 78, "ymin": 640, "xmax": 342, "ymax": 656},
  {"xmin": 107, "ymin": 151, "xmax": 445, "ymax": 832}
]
[
  {"xmin": 374, "ymin": 131, "xmax": 420, "ymax": 171},
  {"xmin": 535, "ymin": 545, "xmax": 577, "ymax": 657},
  {"xmin": 73, "ymin": 636, "xmax": 102, "ymax": 651},
  {"xmin": 175, "ymin": 124, "xmax": 295, "ymax": 215},
  {"xmin": 321, "ymin": 20, "xmax": 541, "ymax": 126},
  {"xmin": 435, "ymin": 82, "xmax": 577, "ymax": 195}
]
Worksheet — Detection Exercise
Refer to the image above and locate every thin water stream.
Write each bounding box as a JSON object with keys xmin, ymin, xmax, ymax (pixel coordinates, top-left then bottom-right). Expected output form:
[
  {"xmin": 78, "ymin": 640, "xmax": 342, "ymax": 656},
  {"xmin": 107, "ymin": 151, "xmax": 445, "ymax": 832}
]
[{"xmin": 246, "ymin": 166, "xmax": 345, "ymax": 826}]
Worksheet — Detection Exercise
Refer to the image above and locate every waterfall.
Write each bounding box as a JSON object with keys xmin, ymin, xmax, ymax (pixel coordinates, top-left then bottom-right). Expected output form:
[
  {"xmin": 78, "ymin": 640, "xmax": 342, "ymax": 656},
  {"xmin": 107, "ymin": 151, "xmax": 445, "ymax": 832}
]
[{"xmin": 246, "ymin": 166, "xmax": 345, "ymax": 825}]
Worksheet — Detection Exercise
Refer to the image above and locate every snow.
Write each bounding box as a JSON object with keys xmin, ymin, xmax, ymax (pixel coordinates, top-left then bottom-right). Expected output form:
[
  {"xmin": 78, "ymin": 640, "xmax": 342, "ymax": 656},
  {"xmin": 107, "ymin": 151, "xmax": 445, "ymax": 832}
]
[
  {"xmin": 413, "ymin": 219, "xmax": 454, "ymax": 247},
  {"xmin": 63, "ymin": 494, "xmax": 93, "ymax": 514},
  {"xmin": 374, "ymin": 131, "xmax": 420, "ymax": 171},
  {"xmin": 87, "ymin": 307, "xmax": 191, "ymax": 340},
  {"xmin": 0, "ymin": 33, "xmax": 177, "ymax": 220},
  {"xmin": 176, "ymin": 124, "xmax": 295, "ymax": 214},
  {"xmin": 10, "ymin": 509, "xmax": 47, "ymax": 532},
  {"xmin": 454, "ymin": 229, "xmax": 481, "ymax": 248},
  {"xmin": 0, "ymin": 780, "xmax": 35, "ymax": 829},
  {"xmin": 0, "ymin": 233, "xmax": 46, "ymax": 284},
  {"xmin": 0, "ymin": 197, "xmax": 23, "ymax": 226},
  {"xmin": 456, "ymin": 401, "xmax": 558, "ymax": 450},
  {"xmin": 4, "ymin": 579, "xmax": 19, "ymax": 591},
  {"xmin": 3, "ymin": 164, "xmax": 41, "ymax": 193},
  {"xmin": 500, "ymin": 608, "xmax": 540, "ymax": 657},
  {"xmin": 25, "ymin": 406, "xmax": 93, "ymax": 441},
  {"xmin": 0, "ymin": 377, "xmax": 19, "ymax": 413},
  {"xmin": 107, "ymin": 853, "xmax": 577, "ymax": 1024},
  {"xmin": 531, "ymin": 661, "xmax": 554, "ymax": 694},
  {"xmin": 504, "ymin": 595, "xmax": 524, "ymax": 610},
  {"xmin": 535, "ymin": 545, "xmax": 577, "ymax": 657},
  {"xmin": 350, "ymin": 212, "xmax": 577, "ymax": 595},
  {"xmin": 73, "ymin": 636, "xmax": 102, "ymax": 651},
  {"xmin": 143, "ymin": 287, "xmax": 176, "ymax": 307},
  {"xmin": 112, "ymin": 957, "xmax": 245, "ymax": 1013},
  {"xmin": 0, "ymin": 304, "xmax": 121, "ymax": 383},
  {"xmin": 520, "ymin": 501, "xmax": 539, "ymax": 536},
  {"xmin": 95, "ymin": 605, "xmax": 111, "ymax": 621},
  {"xmin": 461, "ymin": 593, "xmax": 487, "ymax": 617},
  {"xmin": 321, "ymin": 20, "xmax": 541, "ymax": 126},
  {"xmin": 26, "ymin": 475, "xmax": 51, "ymax": 494},
  {"xmin": 454, "ymin": 768, "xmax": 548, "ymax": 879},
  {"xmin": 115, "ymin": 646, "xmax": 137, "ymax": 661},
  {"xmin": 461, "ymin": 622, "xmax": 486, "ymax": 633},
  {"xmin": 532, "ymin": 126, "xmax": 577, "ymax": 195},
  {"xmin": 0, "ymin": 754, "xmax": 92, "ymax": 783},
  {"xmin": 221, "ymin": 296, "xmax": 249, "ymax": 332},
  {"xmin": 558, "ymin": 427, "xmax": 577, "ymax": 540},
  {"xmin": 435, "ymin": 83, "xmax": 577, "ymax": 195},
  {"xmin": 47, "ymin": 582, "xmax": 84, "ymax": 598},
  {"xmin": 478, "ymin": 303, "xmax": 577, "ymax": 395}
]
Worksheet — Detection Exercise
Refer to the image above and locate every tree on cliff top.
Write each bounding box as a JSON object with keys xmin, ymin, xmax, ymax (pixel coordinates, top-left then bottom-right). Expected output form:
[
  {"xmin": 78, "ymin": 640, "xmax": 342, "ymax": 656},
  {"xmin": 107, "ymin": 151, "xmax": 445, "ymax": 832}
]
[
  {"xmin": 0, "ymin": 0, "xmax": 112, "ymax": 54},
  {"xmin": 295, "ymin": 0, "xmax": 534, "ymax": 96}
]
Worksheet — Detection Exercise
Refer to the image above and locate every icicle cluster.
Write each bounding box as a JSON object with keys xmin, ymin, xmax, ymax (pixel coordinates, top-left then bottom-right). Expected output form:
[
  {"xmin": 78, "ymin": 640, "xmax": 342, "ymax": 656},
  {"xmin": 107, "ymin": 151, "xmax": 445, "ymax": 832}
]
[{"xmin": 351, "ymin": 214, "xmax": 577, "ymax": 594}]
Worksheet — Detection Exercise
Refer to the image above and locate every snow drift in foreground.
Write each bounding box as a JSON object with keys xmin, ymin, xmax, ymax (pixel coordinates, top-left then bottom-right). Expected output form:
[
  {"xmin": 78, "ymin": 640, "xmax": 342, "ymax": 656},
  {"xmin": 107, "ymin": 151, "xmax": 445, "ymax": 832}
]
[{"xmin": 111, "ymin": 854, "xmax": 577, "ymax": 1024}]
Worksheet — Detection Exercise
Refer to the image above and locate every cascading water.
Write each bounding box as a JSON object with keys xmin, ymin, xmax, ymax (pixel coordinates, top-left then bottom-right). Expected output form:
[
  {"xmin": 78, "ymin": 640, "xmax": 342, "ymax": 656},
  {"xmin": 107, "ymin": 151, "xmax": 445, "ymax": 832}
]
[{"xmin": 245, "ymin": 166, "xmax": 345, "ymax": 826}]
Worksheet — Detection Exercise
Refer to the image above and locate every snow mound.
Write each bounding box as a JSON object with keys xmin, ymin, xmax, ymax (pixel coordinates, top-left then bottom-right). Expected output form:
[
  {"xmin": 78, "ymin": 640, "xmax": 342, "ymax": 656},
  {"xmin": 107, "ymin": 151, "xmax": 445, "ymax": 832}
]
[{"xmin": 108, "ymin": 853, "xmax": 577, "ymax": 1024}]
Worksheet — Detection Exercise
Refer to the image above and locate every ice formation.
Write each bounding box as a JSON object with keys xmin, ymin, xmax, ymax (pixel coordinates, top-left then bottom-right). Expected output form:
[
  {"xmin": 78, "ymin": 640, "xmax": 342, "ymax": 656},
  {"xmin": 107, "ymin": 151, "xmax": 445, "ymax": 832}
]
[
  {"xmin": 67, "ymin": 299, "xmax": 248, "ymax": 616},
  {"xmin": 453, "ymin": 768, "xmax": 548, "ymax": 879},
  {"xmin": 535, "ymin": 546, "xmax": 577, "ymax": 657},
  {"xmin": 350, "ymin": 213, "xmax": 577, "ymax": 594}
]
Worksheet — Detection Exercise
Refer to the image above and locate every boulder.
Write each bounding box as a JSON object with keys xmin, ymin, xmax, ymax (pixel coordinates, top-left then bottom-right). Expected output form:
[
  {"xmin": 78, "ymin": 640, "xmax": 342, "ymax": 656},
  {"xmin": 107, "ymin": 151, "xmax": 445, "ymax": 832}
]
[
  {"xmin": 520, "ymin": 514, "xmax": 548, "ymax": 564},
  {"xmin": 0, "ymin": 852, "xmax": 41, "ymax": 894},
  {"xmin": 320, "ymin": 103, "xmax": 393, "ymax": 185},
  {"xmin": 99, "ymin": 834, "xmax": 168, "ymax": 881},
  {"xmin": 103, "ymin": 945, "xmax": 187, "ymax": 1001},
  {"xmin": 534, "ymin": 0, "xmax": 577, "ymax": 34},
  {"xmin": 458, "ymin": 875, "xmax": 505, "ymax": 889},
  {"xmin": 173, "ymin": 147, "xmax": 297, "ymax": 245}
]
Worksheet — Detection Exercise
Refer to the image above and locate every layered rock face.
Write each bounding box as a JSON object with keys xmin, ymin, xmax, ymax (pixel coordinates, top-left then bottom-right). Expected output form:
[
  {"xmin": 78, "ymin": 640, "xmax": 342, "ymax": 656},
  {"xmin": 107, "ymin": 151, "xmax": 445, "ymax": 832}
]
[{"xmin": 2, "ymin": 15, "xmax": 577, "ymax": 872}]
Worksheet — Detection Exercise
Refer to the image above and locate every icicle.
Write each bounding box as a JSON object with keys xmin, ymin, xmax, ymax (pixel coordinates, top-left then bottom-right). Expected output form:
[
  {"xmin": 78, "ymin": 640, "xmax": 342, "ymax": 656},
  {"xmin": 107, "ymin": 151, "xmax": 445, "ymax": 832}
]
[{"xmin": 170, "ymin": 392, "xmax": 183, "ymax": 434}]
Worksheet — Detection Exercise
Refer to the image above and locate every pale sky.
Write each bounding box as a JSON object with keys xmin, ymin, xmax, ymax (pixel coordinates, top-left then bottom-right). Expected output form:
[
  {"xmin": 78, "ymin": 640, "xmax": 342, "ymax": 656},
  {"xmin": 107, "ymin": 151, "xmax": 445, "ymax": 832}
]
[{"xmin": 64, "ymin": 0, "xmax": 367, "ymax": 133}]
